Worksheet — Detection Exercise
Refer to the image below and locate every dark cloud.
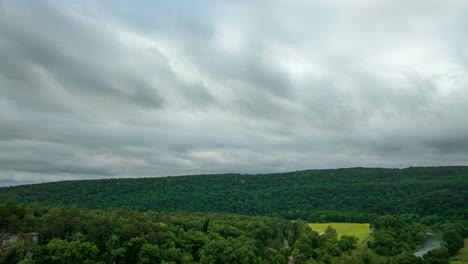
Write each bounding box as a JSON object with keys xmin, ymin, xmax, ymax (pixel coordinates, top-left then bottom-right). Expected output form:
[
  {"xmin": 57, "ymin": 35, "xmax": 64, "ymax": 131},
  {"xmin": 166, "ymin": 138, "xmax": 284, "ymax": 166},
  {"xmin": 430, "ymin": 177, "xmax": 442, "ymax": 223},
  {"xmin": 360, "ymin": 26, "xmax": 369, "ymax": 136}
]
[{"xmin": 1, "ymin": 0, "xmax": 468, "ymax": 186}]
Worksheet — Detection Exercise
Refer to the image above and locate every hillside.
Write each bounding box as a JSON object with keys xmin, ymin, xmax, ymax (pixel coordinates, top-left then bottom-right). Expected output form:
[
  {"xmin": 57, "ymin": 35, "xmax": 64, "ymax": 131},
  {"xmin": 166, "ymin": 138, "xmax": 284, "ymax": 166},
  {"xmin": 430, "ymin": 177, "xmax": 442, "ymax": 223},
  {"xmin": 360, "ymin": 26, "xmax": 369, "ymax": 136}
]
[
  {"xmin": 3, "ymin": 201, "xmax": 464, "ymax": 264},
  {"xmin": 1, "ymin": 166, "xmax": 467, "ymax": 222}
]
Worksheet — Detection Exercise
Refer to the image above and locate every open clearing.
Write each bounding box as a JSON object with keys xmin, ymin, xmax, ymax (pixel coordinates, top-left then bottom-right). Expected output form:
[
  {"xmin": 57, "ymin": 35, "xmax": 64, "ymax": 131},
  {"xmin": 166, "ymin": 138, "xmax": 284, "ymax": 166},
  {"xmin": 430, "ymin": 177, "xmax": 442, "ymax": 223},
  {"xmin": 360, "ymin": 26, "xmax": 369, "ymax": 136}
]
[
  {"xmin": 308, "ymin": 223, "xmax": 372, "ymax": 248},
  {"xmin": 450, "ymin": 239, "xmax": 468, "ymax": 264}
]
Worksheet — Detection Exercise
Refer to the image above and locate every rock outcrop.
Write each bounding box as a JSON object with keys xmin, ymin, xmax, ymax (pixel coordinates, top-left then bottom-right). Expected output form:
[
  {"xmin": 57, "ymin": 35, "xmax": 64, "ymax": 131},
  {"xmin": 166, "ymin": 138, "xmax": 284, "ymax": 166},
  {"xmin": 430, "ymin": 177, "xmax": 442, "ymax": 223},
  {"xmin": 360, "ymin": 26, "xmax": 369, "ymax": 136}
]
[{"xmin": 0, "ymin": 233, "xmax": 39, "ymax": 255}]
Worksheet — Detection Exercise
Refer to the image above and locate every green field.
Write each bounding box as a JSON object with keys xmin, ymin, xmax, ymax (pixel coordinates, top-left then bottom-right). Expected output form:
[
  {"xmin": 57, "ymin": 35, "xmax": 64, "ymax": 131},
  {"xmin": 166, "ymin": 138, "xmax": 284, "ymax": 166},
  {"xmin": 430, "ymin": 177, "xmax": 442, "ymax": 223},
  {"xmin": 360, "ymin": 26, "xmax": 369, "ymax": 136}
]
[
  {"xmin": 309, "ymin": 223, "xmax": 372, "ymax": 247},
  {"xmin": 450, "ymin": 239, "xmax": 468, "ymax": 264}
]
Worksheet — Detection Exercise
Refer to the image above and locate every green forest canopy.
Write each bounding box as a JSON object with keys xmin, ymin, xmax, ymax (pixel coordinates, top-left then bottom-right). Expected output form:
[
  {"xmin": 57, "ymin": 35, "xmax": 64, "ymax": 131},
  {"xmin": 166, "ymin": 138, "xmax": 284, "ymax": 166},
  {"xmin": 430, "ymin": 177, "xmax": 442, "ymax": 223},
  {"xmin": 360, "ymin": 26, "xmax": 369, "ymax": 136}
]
[
  {"xmin": 0, "ymin": 166, "xmax": 467, "ymax": 222},
  {"xmin": 0, "ymin": 201, "xmax": 466, "ymax": 264}
]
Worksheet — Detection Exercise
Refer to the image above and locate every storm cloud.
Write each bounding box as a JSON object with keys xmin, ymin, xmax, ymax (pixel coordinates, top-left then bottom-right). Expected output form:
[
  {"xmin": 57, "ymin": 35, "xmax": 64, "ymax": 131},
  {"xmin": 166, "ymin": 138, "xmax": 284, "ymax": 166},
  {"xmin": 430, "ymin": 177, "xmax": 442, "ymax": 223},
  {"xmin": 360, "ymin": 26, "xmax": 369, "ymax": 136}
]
[{"xmin": 1, "ymin": 0, "xmax": 468, "ymax": 186}]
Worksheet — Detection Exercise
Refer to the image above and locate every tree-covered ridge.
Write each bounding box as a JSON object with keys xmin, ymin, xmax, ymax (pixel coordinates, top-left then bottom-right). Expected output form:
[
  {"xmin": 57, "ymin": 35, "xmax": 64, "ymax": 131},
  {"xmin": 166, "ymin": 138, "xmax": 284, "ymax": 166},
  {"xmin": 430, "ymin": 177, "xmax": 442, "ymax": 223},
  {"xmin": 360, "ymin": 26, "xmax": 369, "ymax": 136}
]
[{"xmin": 0, "ymin": 166, "xmax": 467, "ymax": 222}]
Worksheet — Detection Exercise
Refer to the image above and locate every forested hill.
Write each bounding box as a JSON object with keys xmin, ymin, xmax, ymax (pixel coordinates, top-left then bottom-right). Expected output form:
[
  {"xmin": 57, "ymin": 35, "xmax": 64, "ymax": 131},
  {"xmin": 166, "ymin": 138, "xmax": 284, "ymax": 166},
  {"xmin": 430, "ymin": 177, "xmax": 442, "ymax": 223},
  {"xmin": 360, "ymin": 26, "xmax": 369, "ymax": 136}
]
[{"xmin": 1, "ymin": 166, "xmax": 467, "ymax": 222}]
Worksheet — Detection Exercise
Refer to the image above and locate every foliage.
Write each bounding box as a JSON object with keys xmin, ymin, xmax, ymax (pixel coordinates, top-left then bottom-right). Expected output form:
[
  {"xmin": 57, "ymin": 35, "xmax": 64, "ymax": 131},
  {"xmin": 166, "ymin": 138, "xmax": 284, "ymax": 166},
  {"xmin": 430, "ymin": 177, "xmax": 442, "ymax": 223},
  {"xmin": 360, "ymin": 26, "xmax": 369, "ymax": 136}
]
[
  {"xmin": 0, "ymin": 241, "xmax": 26, "ymax": 264},
  {"xmin": 368, "ymin": 215, "xmax": 427, "ymax": 256},
  {"xmin": 441, "ymin": 223, "xmax": 467, "ymax": 256},
  {"xmin": 0, "ymin": 166, "xmax": 466, "ymax": 223},
  {"xmin": 0, "ymin": 201, "xmax": 466, "ymax": 264},
  {"xmin": 0, "ymin": 201, "xmax": 357, "ymax": 264},
  {"xmin": 366, "ymin": 216, "xmax": 467, "ymax": 264},
  {"xmin": 449, "ymin": 239, "xmax": 468, "ymax": 264}
]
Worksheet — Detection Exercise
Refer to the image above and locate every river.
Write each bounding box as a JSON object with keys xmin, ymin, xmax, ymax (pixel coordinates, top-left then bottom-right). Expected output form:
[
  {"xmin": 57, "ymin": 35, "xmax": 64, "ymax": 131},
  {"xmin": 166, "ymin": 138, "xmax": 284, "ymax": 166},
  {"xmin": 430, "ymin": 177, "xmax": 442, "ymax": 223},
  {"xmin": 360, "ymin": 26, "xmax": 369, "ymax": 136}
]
[{"xmin": 414, "ymin": 233, "xmax": 442, "ymax": 257}]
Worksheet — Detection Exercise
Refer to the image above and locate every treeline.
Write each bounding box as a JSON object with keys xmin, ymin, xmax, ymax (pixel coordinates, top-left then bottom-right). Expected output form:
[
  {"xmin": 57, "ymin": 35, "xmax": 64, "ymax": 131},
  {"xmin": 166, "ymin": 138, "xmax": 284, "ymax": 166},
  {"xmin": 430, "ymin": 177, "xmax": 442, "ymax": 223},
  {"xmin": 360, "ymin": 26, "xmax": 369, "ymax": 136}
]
[
  {"xmin": 0, "ymin": 201, "xmax": 466, "ymax": 264},
  {"xmin": 0, "ymin": 201, "xmax": 360, "ymax": 264},
  {"xmin": 0, "ymin": 166, "xmax": 466, "ymax": 222}
]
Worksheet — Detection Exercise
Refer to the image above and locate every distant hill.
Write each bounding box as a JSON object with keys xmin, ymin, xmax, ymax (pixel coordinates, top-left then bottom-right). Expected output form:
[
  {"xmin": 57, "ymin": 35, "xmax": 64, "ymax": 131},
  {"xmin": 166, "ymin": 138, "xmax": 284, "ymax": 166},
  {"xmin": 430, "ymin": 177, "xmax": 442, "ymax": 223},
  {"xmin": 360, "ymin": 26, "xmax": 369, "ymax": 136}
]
[{"xmin": 0, "ymin": 166, "xmax": 466, "ymax": 222}]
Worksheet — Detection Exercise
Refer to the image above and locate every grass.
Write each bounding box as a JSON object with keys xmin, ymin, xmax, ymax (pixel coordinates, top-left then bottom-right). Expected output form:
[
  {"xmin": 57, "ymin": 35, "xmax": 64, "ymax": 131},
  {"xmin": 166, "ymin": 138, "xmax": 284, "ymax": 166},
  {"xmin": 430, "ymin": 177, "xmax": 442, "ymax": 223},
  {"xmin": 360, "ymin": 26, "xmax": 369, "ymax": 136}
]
[
  {"xmin": 308, "ymin": 223, "xmax": 372, "ymax": 248},
  {"xmin": 450, "ymin": 239, "xmax": 468, "ymax": 264}
]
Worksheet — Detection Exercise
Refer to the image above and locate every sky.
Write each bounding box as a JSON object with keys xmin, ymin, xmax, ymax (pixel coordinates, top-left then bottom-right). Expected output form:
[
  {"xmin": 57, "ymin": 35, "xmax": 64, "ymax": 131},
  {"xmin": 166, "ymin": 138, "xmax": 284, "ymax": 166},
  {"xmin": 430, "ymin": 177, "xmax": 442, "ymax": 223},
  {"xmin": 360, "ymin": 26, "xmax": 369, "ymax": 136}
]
[{"xmin": 1, "ymin": 0, "xmax": 468, "ymax": 186}]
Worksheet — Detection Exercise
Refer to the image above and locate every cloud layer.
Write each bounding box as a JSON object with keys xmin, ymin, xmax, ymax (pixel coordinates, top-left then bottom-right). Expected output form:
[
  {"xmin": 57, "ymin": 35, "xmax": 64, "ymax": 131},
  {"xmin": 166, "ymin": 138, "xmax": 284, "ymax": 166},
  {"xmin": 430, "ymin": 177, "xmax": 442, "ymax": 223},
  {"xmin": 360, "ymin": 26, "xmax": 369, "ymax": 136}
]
[{"xmin": 1, "ymin": 0, "xmax": 468, "ymax": 186}]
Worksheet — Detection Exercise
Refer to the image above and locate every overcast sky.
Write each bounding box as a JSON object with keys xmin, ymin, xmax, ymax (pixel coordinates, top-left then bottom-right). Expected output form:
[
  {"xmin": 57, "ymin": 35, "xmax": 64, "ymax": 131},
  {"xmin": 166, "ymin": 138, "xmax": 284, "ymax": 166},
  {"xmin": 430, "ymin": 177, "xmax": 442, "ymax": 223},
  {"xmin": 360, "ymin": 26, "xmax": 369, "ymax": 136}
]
[{"xmin": 1, "ymin": 0, "xmax": 468, "ymax": 186}]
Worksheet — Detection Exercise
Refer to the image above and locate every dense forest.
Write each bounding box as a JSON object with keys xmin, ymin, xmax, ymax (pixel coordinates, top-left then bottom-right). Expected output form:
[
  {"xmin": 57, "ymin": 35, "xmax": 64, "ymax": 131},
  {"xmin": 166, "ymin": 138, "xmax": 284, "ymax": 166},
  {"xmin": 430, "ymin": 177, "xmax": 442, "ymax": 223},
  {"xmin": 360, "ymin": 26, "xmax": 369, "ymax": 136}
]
[
  {"xmin": 0, "ymin": 167, "xmax": 466, "ymax": 222},
  {"xmin": 0, "ymin": 201, "xmax": 466, "ymax": 264}
]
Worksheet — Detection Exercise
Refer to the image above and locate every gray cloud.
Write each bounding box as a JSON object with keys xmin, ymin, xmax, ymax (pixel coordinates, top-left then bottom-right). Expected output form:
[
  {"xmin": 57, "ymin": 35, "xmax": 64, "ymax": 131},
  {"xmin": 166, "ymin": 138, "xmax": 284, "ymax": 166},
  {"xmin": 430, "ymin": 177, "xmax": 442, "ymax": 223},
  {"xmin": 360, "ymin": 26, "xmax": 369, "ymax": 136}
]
[{"xmin": 1, "ymin": 0, "xmax": 468, "ymax": 186}]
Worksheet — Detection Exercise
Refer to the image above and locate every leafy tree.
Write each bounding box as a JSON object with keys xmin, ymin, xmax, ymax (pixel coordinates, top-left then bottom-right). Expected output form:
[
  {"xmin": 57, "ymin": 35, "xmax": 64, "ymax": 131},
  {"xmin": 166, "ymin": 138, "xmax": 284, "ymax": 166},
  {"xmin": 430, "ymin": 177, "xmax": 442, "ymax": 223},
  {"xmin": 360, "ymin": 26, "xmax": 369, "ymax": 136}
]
[
  {"xmin": 0, "ymin": 241, "xmax": 26, "ymax": 264},
  {"xmin": 323, "ymin": 225, "xmax": 338, "ymax": 241},
  {"xmin": 124, "ymin": 236, "xmax": 148, "ymax": 263},
  {"xmin": 42, "ymin": 238, "xmax": 98, "ymax": 264},
  {"xmin": 338, "ymin": 235, "xmax": 358, "ymax": 251},
  {"xmin": 394, "ymin": 252, "xmax": 423, "ymax": 264},
  {"xmin": 423, "ymin": 247, "xmax": 450, "ymax": 264},
  {"xmin": 17, "ymin": 252, "xmax": 35, "ymax": 264}
]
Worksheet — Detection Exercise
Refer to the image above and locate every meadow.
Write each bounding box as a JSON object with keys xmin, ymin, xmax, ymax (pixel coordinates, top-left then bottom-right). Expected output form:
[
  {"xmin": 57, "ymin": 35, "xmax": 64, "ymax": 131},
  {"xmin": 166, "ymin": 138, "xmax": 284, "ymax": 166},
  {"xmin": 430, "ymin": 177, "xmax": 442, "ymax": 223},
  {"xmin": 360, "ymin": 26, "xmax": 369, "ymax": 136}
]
[
  {"xmin": 309, "ymin": 223, "xmax": 372, "ymax": 248},
  {"xmin": 450, "ymin": 239, "xmax": 468, "ymax": 264}
]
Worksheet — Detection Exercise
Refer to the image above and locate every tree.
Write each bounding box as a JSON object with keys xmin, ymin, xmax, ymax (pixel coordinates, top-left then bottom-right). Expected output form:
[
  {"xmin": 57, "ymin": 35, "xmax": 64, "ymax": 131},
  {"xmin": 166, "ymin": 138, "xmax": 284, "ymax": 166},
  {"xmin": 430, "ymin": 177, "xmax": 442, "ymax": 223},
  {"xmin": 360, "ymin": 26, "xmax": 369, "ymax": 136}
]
[
  {"xmin": 443, "ymin": 230, "xmax": 464, "ymax": 255},
  {"xmin": 44, "ymin": 238, "xmax": 98, "ymax": 264},
  {"xmin": 125, "ymin": 236, "xmax": 148, "ymax": 263},
  {"xmin": 423, "ymin": 247, "xmax": 450, "ymax": 264},
  {"xmin": 0, "ymin": 241, "xmax": 26, "ymax": 264},
  {"xmin": 394, "ymin": 252, "xmax": 423, "ymax": 264},
  {"xmin": 323, "ymin": 226, "xmax": 338, "ymax": 241},
  {"xmin": 138, "ymin": 244, "xmax": 160, "ymax": 264},
  {"xmin": 18, "ymin": 252, "xmax": 35, "ymax": 264},
  {"xmin": 338, "ymin": 235, "xmax": 358, "ymax": 251}
]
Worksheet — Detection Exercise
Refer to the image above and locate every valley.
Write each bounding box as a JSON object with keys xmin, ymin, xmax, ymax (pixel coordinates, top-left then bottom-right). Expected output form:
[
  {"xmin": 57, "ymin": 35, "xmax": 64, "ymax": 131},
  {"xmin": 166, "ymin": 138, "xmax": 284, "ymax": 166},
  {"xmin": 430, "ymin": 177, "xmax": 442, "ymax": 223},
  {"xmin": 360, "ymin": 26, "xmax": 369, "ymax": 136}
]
[{"xmin": 0, "ymin": 166, "xmax": 466, "ymax": 263}]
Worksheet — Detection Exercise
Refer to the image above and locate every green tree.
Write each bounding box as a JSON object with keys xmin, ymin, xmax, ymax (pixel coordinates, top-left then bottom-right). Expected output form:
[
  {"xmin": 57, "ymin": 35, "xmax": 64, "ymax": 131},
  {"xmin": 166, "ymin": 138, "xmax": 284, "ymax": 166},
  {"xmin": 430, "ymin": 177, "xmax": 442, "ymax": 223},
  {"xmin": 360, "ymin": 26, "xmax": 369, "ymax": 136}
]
[
  {"xmin": 423, "ymin": 247, "xmax": 450, "ymax": 264},
  {"xmin": 138, "ymin": 244, "xmax": 160, "ymax": 264},
  {"xmin": 394, "ymin": 252, "xmax": 423, "ymax": 264},
  {"xmin": 44, "ymin": 238, "xmax": 98, "ymax": 264},
  {"xmin": 323, "ymin": 226, "xmax": 338, "ymax": 241},
  {"xmin": 0, "ymin": 241, "xmax": 26, "ymax": 264},
  {"xmin": 338, "ymin": 235, "xmax": 358, "ymax": 251},
  {"xmin": 17, "ymin": 252, "xmax": 35, "ymax": 264},
  {"xmin": 125, "ymin": 236, "xmax": 148, "ymax": 263},
  {"xmin": 443, "ymin": 230, "xmax": 464, "ymax": 255}
]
